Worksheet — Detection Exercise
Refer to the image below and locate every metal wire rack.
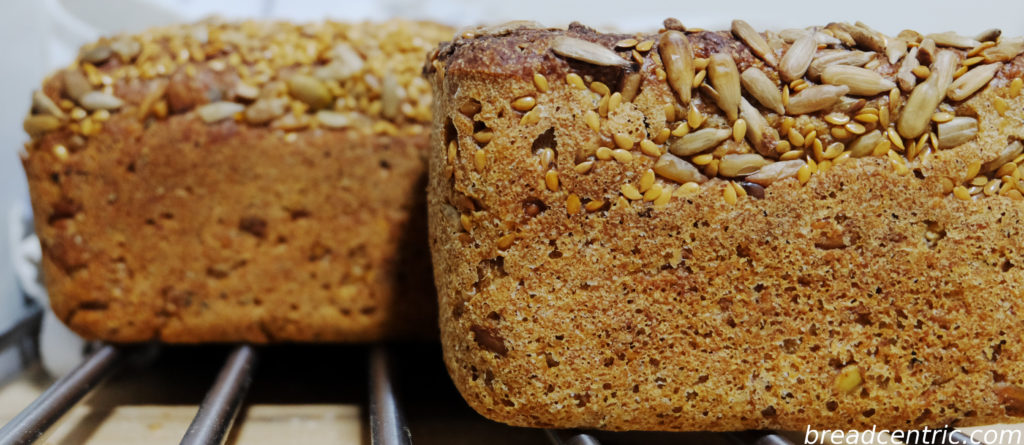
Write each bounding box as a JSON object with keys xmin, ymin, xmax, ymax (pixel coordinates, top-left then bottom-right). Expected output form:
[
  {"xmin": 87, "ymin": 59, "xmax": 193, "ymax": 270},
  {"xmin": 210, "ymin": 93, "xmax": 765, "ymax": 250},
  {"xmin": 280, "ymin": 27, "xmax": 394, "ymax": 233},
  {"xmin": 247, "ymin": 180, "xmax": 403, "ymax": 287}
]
[{"xmin": 0, "ymin": 305, "xmax": 990, "ymax": 445}]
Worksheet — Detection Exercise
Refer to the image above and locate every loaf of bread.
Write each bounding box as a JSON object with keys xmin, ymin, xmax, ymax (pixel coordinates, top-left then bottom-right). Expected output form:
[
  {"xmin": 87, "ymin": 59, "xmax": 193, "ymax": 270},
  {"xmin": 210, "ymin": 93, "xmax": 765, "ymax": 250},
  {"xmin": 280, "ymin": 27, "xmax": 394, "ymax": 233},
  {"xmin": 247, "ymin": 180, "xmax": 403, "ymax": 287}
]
[
  {"xmin": 427, "ymin": 20, "xmax": 1024, "ymax": 431},
  {"xmin": 21, "ymin": 19, "xmax": 452, "ymax": 342}
]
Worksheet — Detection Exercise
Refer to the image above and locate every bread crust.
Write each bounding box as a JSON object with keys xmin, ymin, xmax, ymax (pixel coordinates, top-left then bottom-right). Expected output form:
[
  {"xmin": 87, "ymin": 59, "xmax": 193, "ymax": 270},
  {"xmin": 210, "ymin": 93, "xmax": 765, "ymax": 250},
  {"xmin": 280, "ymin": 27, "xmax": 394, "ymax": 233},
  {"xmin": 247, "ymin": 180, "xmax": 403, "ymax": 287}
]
[
  {"xmin": 428, "ymin": 22, "xmax": 1024, "ymax": 430},
  {"xmin": 23, "ymin": 20, "xmax": 451, "ymax": 342}
]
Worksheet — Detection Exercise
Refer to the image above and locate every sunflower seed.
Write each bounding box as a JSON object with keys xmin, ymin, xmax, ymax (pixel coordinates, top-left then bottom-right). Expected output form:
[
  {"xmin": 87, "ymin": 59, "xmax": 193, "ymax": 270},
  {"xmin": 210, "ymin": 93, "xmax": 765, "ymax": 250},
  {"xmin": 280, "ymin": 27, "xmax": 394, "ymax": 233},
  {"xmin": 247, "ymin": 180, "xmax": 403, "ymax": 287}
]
[
  {"xmin": 746, "ymin": 159, "xmax": 805, "ymax": 186},
  {"xmin": 244, "ymin": 97, "xmax": 287, "ymax": 124},
  {"xmin": 708, "ymin": 53, "xmax": 741, "ymax": 121},
  {"xmin": 982, "ymin": 37, "xmax": 1024, "ymax": 63},
  {"xmin": 669, "ymin": 128, "xmax": 732, "ymax": 156},
  {"xmin": 897, "ymin": 28, "xmax": 921, "ymax": 41},
  {"xmin": 918, "ymin": 38, "xmax": 937, "ymax": 65},
  {"xmin": 821, "ymin": 65, "xmax": 896, "ymax": 96},
  {"xmin": 897, "ymin": 47, "xmax": 921, "ymax": 92},
  {"xmin": 780, "ymin": 34, "xmax": 816, "ymax": 82},
  {"xmin": 112, "ymin": 37, "xmax": 142, "ymax": 61},
  {"xmin": 898, "ymin": 50, "xmax": 958, "ymax": 138},
  {"xmin": 654, "ymin": 153, "xmax": 707, "ymax": 183},
  {"xmin": 825, "ymin": 23, "xmax": 857, "ymax": 47},
  {"xmin": 63, "ymin": 69, "xmax": 93, "ymax": 101},
  {"xmin": 926, "ymin": 31, "xmax": 981, "ymax": 49},
  {"xmin": 315, "ymin": 110, "xmax": 352, "ymax": 129},
  {"xmin": 551, "ymin": 36, "xmax": 628, "ymax": 67},
  {"xmin": 982, "ymin": 141, "xmax": 1024, "ymax": 173},
  {"xmin": 475, "ymin": 20, "xmax": 544, "ymax": 37},
  {"xmin": 287, "ymin": 74, "xmax": 332, "ymax": 109},
  {"xmin": 948, "ymin": 62, "xmax": 1002, "ymax": 101},
  {"xmin": 32, "ymin": 90, "xmax": 65, "ymax": 118},
  {"xmin": 740, "ymin": 68, "xmax": 785, "ymax": 115},
  {"xmin": 80, "ymin": 44, "xmax": 112, "ymax": 64},
  {"xmin": 936, "ymin": 117, "xmax": 978, "ymax": 149},
  {"xmin": 847, "ymin": 130, "xmax": 883, "ymax": 157},
  {"xmin": 779, "ymin": 28, "xmax": 840, "ymax": 46},
  {"xmin": 739, "ymin": 98, "xmax": 778, "ymax": 157},
  {"xmin": 23, "ymin": 115, "xmax": 62, "ymax": 137},
  {"xmin": 976, "ymin": 28, "xmax": 1002, "ymax": 42},
  {"xmin": 719, "ymin": 153, "xmax": 770, "ymax": 177},
  {"xmin": 807, "ymin": 50, "xmax": 874, "ymax": 80},
  {"xmin": 886, "ymin": 37, "xmax": 908, "ymax": 64},
  {"xmin": 234, "ymin": 82, "xmax": 259, "ymax": 101},
  {"xmin": 79, "ymin": 91, "xmax": 123, "ymax": 110},
  {"xmin": 732, "ymin": 20, "xmax": 777, "ymax": 67},
  {"xmin": 196, "ymin": 101, "xmax": 243, "ymax": 123},
  {"xmin": 836, "ymin": 22, "xmax": 886, "ymax": 53},
  {"xmin": 659, "ymin": 30, "xmax": 695, "ymax": 105},
  {"xmin": 786, "ymin": 84, "xmax": 849, "ymax": 115}
]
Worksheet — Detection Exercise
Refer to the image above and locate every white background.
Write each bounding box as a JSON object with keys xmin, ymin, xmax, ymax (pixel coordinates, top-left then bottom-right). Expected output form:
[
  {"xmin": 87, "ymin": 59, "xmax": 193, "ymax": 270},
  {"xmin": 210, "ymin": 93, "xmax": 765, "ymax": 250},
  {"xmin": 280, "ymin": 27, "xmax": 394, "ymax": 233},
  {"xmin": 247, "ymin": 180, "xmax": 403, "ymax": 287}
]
[{"xmin": 1, "ymin": 0, "xmax": 1023, "ymax": 366}]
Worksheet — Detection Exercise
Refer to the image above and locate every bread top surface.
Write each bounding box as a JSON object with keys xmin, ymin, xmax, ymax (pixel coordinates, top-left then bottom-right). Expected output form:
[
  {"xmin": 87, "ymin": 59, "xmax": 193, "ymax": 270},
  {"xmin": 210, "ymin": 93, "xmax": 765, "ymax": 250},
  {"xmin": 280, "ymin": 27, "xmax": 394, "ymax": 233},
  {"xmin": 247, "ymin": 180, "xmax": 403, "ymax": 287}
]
[
  {"xmin": 427, "ymin": 21, "xmax": 1024, "ymax": 203},
  {"xmin": 24, "ymin": 19, "xmax": 453, "ymax": 152}
]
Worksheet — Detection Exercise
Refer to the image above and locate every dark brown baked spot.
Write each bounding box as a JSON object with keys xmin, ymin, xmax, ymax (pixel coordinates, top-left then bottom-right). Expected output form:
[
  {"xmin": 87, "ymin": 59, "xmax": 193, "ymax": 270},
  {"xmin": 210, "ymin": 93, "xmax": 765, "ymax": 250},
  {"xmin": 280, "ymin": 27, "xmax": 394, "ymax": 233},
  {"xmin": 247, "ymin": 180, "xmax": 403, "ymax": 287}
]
[{"xmin": 238, "ymin": 216, "xmax": 267, "ymax": 238}]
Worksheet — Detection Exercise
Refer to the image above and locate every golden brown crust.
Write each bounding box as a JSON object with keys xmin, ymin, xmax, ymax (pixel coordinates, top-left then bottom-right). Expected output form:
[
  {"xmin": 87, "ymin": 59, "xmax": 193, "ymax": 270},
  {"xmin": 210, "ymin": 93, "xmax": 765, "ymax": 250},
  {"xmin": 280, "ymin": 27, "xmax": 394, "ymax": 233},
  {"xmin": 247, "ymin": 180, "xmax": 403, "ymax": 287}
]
[
  {"xmin": 428, "ymin": 21, "xmax": 1024, "ymax": 431},
  {"xmin": 22, "ymin": 19, "xmax": 452, "ymax": 342}
]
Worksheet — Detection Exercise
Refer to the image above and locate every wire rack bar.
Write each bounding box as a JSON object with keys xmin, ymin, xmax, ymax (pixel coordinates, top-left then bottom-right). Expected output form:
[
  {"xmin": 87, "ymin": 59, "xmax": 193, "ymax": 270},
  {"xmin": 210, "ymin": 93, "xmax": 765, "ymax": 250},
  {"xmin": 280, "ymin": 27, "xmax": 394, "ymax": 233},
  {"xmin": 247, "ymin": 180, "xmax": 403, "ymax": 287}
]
[
  {"xmin": 0, "ymin": 344, "xmax": 121, "ymax": 445},
  {"xmin": 369, "ymin": 346, "xmax": 412, "ymax": 445},
  {"xmin": 179, "ymin": 344, "xmax": 257, "ymax": 445}
]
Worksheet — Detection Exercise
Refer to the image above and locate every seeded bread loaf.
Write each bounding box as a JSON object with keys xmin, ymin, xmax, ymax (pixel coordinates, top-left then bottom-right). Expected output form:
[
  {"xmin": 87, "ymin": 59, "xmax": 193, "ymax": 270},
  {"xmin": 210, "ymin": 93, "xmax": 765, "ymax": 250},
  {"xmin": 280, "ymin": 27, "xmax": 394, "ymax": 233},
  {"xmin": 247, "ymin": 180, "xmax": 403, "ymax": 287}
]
[
  {"xmin": 21, "ymin": 19, "xmax": 452, "ymax": 342},
  {"xmin": 426, "ymin": 20, "xmax": 1024, "ymax": 431}
]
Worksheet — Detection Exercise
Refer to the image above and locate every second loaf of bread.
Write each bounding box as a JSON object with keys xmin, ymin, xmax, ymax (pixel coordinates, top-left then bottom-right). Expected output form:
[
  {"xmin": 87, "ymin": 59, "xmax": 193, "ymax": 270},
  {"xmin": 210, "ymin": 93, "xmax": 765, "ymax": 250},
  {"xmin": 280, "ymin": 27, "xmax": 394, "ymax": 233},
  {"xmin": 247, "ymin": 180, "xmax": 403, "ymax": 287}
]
[{"xmin": 427, "ymin": 20, "xmax": 1024, "ymax": 431}]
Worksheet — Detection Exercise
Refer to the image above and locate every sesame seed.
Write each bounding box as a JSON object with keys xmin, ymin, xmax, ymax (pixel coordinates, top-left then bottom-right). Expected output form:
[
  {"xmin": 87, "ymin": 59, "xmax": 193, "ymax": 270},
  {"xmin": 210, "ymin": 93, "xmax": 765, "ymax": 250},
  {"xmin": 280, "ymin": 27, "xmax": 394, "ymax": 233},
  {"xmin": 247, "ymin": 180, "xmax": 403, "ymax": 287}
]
[
  {"xmin": 566, "ymin": 73, "xmax": 585, "ymax": 89},
  {"xmin": 640, "ymin": 139, "xmax": 662, "ymax": 157},
  {"xmin": 644, "ymin": 183, "xmax": 663, "ymax": 201},
  {"xmin": 692, "ymin": 70, "xmax": 707, "ymax": 89},
  {"xmin": 723, "ymin": 184, "xmax": 738, "ymax": 204},
  {"xmin": 615, "ymin": 38, "xmax": 639, "ymax": 48},
  {"xmin": 584, "ymin": 199, "xmax": 605, "ymax": 212},
  {"xmin": 653, "ymin": 128, "xmax": 671, "ymax": 144},
  {"xmin": 474, "ymin": 129, "xmax": 494, "ymax": 144},
  {"xmin": 590, "ymin": 81, "xmax": 611, "ymax": 97},
  {"xmin": 844, "ymin": 122, "xmax": 866, "ymax": 135},
  {"xmin": 887, "ymin": 128, "xmax": 905, "ymax": 150},
  {"xmin": 1011, "ymin": 78, "xmax": 1023, "ymax": 97},
  {"xmin": 824, "ymin": 113, "xmax": 850, "ymax": 125},
  {"xmin": 545, "ymin": 169, "xmax": 559, "ymax": 191},
  {"xmin": 611, "ymin": 149, "xmax": 634, "ymax": 163},
  {"xmin": 596, "ymin": 146, "xmax": 613, "ymax": 160},
  {"xmin": 511, "ymin": 96, "xmax": 537, "ymax": 112},
  {"xmin": 608, "ymin": 92, "xmax": 623, "ymax": 113},
  {"xmin": 520, "ymin": 108, "xmax": 541, "ymax": 125},
  {"xmin": 460, "ymin": 214, "xmax": 472, "ymax": 232},
  {"xmin": 780, "ymin": 150, "xmax": 803, "ymax": 161},
  {"xmin": 566, "ymin": 194, "xmax": 581, "ymax": 215},
  {"xmin": 653, "ymin": 186, "xmax": 673, "ymax": 207},
  {"xmin": 52, "ymin": 144, "xmax": 69, "ymax": 160},
  {"xmin": 797, "ymin": 164, "xmax": 811, "ymax": 184},
  {"xmin": 692, "ymin": 153, "xmax": 715, "ymax": 165},
  {"xmin": 497, "ymin": 234, "xmax": 516, "ymax": 250},
  {"xmin": 465, "ymin": 148, "xmax": 485, "ymax": 173},
  {"xmin": 584, "ymin": 110, "xmax": 600, "ymax": 132},
  {"xmin": 803, "ymin": 130, "xmax": 817, "ymax": 148},
  {"xmin": 613, "ymin": 133, "xmax": 634, "ymax": 150},
  {"xmin": 994, "ymin": 97, "xmax": 1009, "ymax": 116},
  {"xmin": 621, "ymin": 183, "xmax": 642, "ymax": 200},
  {"xmin": 854, "ymin": 113, "xmax": 879, "ymax": 124},
  {"xmin": 671, "ymin": 122, "xmax": 690, "ymax": 138},
  {"xmin": 635, "ymin": 39, "xmax": 655, "ymax": 52},
  {"xmin": 953, "ymin": 185, "xmax": 971, "ymax": 200},
  {"xmin": 574, "ymin": 161, "xmax": 595, "ymax": 174},
  {"xmin": 677, "ymin": 181, "xmax": 700, "ymax": 195},
  {"xmin": 687, "ymin": 104, "xmax": 703, "ymax": 129},
  {"xmin": 732, "ymin": 119, "xmax": 747, "ymax": 143},
  {"xmin": 787, "ymin": 128, "xmax": 805, "ymax": 147},
  {"xmin": 533, "ymin": 73, "xmax": 549, "ymax": 92},
  {"xmin": 967, "ymin": 160, "xmax": 982, "ymax": 179},
  {"xmin": 639, "ymin": 169, "xmax": 656, "ymax": 192}
]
